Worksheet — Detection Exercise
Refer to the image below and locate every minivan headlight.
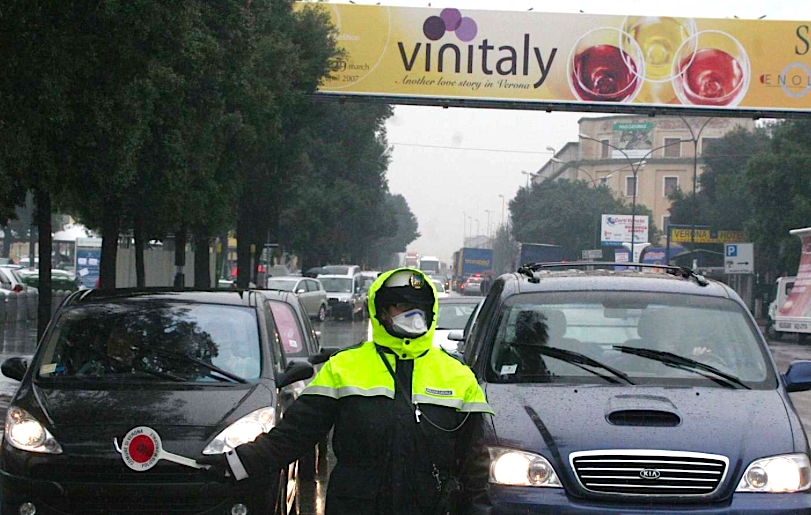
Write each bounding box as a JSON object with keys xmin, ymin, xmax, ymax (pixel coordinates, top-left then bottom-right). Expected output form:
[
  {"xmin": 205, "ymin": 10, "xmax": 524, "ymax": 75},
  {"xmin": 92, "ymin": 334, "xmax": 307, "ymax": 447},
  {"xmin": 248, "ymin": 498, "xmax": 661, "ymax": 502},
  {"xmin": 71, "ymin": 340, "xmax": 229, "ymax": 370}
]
[
  {"xmin": 488, "ymin": 447, "xmax": 562, "ymax": 487},
  {"xmin": 5, "ymin": 406, "xmax": 62, "ymax": 454},
  {"xmin": 202, "ymin": 406, "xmax": 276, "ymax": 455},
  {"xmin": 736, "ymin": 454, "xmax": 811, "ymax": 493}
]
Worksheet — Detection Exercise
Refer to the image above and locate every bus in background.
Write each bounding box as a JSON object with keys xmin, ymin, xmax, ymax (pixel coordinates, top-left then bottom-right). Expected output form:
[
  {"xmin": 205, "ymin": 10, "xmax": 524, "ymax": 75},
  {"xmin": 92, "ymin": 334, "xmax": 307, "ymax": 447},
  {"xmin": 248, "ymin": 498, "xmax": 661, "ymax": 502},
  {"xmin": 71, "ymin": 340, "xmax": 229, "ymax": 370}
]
[{"xmin": 405, "ymin": 251, "xmax": 418, "ymax": 268}]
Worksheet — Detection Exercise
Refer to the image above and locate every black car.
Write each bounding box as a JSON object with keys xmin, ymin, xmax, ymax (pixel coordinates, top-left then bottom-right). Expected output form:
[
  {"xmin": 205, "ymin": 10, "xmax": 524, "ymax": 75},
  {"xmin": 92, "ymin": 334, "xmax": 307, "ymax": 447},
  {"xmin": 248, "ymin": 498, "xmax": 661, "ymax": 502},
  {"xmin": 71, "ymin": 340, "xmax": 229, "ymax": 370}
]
[
  {"xmin": 462, "ymin": 263, "xmax": 811, "ymax": 514},
  {"xmin": 0, "ymin": 288, "xmax": 333, "ymax": 515}
]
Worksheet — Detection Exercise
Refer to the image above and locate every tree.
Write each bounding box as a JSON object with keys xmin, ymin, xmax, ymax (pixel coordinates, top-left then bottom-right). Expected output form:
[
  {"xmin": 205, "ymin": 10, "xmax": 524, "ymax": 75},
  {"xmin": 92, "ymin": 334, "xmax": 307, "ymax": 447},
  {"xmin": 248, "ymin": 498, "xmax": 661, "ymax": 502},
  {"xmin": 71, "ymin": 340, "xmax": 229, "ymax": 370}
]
[
  {"xmin": 745, "ymin": 120, "xmax": 811, "ymax": 280},
  {"xmin": 510, "ymin": 179, "xmax": 657, "ymax": 261},
  {"xmin": 365, "ymin": 193, "xmax": 421, "ymax": 269},
  {"xmin": 668, "ymin": 126, "xmax": 771, "ymax": 232}
]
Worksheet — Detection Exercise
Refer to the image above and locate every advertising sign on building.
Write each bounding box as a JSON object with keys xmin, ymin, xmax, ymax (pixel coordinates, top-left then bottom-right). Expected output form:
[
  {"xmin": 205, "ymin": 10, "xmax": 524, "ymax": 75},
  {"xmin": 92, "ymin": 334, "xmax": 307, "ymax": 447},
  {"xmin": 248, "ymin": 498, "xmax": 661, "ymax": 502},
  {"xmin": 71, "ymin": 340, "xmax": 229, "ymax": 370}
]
[
  {"xmin": 304, "ymin": 4, "xmax": 811, "ymax": 116},
  {"xmin": 601, "ymin": 215, "xmax": 649, "ymax": 245},
  {"xmin": 669, "ymin": 225, "xmax": 746, "ymax": 244},
  {"xmin": 612, "ymin": 122, "xmax": 653, "ymax": 158}
]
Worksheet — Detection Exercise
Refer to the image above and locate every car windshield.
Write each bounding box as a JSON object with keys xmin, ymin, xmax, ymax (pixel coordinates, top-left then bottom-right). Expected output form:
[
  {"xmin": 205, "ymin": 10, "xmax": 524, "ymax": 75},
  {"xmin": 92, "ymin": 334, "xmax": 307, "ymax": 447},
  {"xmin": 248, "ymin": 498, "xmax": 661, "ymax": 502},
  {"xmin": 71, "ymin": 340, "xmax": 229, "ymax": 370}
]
[
  {"xmin": 437, "ymin": 302, "xmax": 477, "ymax": 330},
  {"xmin": 320, "ymin": 278, "xmax": 353, "ymax": 293},
  {"xmin": 322, "ymin": 265, "xmax": 350, "ymax": 275},
  {"xmin": 36, "ymin": 302, "xmax": 261, "ymax": 382},
  {"xmin": 267, "ymin": 280, "xmax": 298, "ymax": 291},
  {"xmin": 487, "ymin": 291, "xmax": 775, "ymax": 389}
]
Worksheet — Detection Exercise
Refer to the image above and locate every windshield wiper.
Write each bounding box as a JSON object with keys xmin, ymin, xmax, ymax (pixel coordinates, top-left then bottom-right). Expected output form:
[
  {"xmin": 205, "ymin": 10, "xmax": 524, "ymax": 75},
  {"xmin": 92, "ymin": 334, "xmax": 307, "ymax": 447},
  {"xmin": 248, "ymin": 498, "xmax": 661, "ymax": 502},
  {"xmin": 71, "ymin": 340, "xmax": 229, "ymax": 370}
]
[
  {"xmin": 509, "ymin": 343, "xmax": 635, "ymax": 385},
  {"xmin": 612, "ymin": 346, "xmax": 750, "ymax": 390},
  {"xmin": 136, "ymin": 346, "xmax": 247, "ymax": 383}
]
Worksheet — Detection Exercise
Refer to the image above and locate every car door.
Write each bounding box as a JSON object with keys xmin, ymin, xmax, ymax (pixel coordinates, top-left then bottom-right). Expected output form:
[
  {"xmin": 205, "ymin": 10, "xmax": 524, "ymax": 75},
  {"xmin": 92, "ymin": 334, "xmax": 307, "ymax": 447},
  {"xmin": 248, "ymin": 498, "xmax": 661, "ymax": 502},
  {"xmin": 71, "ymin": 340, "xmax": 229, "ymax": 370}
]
[
  {"xmin": 294, "ymin": 279, "xmax": 312, "ymax": 316},
  {"xmin": 303, "ymin": 280, "xmax": 320, "ymax": 316}
]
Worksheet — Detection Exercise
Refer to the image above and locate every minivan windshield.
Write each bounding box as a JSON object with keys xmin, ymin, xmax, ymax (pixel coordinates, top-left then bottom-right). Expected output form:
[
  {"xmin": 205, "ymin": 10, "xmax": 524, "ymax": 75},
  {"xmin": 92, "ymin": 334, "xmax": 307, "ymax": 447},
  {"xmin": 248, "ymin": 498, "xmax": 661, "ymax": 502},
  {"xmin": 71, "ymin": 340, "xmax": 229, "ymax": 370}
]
[
  {"xmin": 487, "ymin": 292, "xmax": 775, "ymax": 389},
  {"xmin": 37, "ymin": 302, "xmax": 261, "ymax": 382},
  {"xmin": 320, "ymin": 278, "xmax": 353, "ymax": 293}
]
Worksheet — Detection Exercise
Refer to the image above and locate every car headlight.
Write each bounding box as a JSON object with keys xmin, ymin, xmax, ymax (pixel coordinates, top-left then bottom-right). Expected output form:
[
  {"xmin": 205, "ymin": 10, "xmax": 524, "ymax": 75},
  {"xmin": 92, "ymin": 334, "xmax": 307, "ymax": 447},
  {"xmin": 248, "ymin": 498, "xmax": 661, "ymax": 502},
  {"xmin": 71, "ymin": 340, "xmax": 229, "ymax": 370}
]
[
  {"xmin": 4, "ymin": 406, "xmax": 62, "ymax": 454},
  {"xmin": 736, "ymin": 454, "xmax": 811, "ymax": 493},
  {"xmin": 202, "ymin": 406, "xmax": 276, "ymax": 455},
  {"xmin": 488, "ymin": 447, "xmax": 562, "ymax": 487}
]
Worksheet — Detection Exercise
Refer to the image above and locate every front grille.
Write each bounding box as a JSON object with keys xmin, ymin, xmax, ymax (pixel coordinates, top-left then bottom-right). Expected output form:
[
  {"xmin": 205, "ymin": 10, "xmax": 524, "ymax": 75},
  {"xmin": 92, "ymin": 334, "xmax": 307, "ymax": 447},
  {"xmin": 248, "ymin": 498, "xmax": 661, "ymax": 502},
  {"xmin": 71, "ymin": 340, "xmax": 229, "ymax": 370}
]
[
  {"xmin": 328, "ymin": 298, "xmax": 339, "ymax": 306},
  {"xmin": 607, "ymin": 410, "xmax": 681, "ymax": 427},
  {"xmin": 570, "ymin": 450, "xmax": 728, "ymax": 496},
  {"xmin": 43, "ymin": 499, "xmax": 223, "ymax": 515}
]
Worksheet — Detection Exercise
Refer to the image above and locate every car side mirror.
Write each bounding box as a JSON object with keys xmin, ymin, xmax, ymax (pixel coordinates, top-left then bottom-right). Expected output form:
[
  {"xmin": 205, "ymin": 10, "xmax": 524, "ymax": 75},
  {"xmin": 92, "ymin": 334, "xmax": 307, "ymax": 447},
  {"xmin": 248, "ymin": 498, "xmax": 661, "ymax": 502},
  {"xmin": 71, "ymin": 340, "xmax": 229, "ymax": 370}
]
[
  {"xmin": 448, "ymin": 330, "xmax": 465, "ymax": 342},
  {"xmin": 785, "ymin": 361, "xmax": 811, "ymax": 392},
  {"xmin": 2, "ymin": 357, "xmax": 28, "ymax": 382},
  {"xmin": 296, "ymin": 288, "xmax": 306, "ymax": 294},
  {"xmin": 308, "ymin": 347, "xmax": 340, "ymax": 366},
  {"xmin": 439, "ymin": 341, "xmax": 460, "ymax": 355},
  {"xmin": 276, "ymin": 361, "xmax": 314, "ymax": 389}
]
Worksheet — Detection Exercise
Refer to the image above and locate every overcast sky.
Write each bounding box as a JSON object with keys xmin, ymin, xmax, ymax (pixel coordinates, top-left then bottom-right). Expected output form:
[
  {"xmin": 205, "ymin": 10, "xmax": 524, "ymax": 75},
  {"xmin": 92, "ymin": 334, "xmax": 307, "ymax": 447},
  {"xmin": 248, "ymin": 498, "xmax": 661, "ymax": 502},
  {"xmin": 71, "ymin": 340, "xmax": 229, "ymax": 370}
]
[{"xmin": 323, "ymin": 0, "xmax": 811, "ymax": 261}]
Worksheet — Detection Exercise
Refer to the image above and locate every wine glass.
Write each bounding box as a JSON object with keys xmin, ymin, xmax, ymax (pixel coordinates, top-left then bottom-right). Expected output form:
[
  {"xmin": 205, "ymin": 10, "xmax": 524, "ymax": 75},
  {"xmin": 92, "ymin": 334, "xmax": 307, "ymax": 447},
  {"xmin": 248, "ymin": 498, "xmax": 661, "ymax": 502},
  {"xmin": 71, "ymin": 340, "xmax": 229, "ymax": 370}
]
[
  {"xmin": 621, "ymin": 16, "xmax": 697, "ymax": 103},
  {"xmin": 671, "ymin": 30, "xmax": 751, "ymax": 107},
  {"xmin": 568, "ymin": 27, "xmax": 645, "ymax": 103}
]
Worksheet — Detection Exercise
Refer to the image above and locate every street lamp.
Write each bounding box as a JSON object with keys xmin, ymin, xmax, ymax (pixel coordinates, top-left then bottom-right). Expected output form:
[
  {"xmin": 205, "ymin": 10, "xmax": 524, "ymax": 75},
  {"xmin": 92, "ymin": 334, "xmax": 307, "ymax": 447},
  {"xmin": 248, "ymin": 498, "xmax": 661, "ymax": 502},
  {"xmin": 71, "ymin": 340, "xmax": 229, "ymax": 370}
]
[
  {"xmin": 676, "ymin": 116, "xmax": 715, "ymax": 248},
  {"xmin": 485, "ymin": 209, "xmax": 493, "ymax": 240},
  {"xmin": 475, "ymin": 219, "xmax": 480, "ymax": 247},
  {"xmin": 498, "ymin": 194, "xmax": 505, "ymax": 227},
  {"xmin": 579, "ymin": 133, "xmax": 686, "ymax": 255}
]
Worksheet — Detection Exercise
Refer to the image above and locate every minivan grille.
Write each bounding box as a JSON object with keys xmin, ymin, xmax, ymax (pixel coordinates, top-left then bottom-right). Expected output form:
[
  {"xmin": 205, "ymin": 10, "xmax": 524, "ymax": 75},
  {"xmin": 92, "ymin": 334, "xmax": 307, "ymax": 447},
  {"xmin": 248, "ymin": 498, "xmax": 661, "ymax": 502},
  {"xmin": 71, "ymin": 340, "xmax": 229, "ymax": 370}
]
[
  {"xmin": 570, "ymin": 450, "xmax": 728, "ymax": 496},
  {"xmin": 607, "ymin": 410, "xmax": 681, "ymax": 427}
]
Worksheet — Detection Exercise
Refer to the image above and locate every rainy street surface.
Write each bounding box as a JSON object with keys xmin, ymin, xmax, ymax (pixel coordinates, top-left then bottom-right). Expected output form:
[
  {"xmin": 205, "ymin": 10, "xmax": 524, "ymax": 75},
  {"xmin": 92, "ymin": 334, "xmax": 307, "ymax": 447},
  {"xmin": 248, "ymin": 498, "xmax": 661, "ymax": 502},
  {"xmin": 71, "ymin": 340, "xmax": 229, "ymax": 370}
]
[{"xmin": 3, "ymin": 317, "xmax": 811, "ymax": 515}]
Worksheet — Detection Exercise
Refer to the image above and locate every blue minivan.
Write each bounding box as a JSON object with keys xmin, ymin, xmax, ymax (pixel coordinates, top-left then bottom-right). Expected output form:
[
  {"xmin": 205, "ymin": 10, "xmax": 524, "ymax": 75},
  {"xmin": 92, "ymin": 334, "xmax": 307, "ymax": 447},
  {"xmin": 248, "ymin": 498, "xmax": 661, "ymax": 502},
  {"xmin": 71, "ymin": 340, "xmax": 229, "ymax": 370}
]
[{"xmin": 460, "ymin": 264, "xmax": 811, "ymax": 514}]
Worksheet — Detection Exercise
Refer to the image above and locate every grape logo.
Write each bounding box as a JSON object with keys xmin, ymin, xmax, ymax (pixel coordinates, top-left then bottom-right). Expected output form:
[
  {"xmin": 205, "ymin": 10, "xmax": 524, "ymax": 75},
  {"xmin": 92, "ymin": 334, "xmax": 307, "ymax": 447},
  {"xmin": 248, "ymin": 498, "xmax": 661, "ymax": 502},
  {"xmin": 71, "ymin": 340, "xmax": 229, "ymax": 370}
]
[
  {"xmin": 397, "ymin": 9, "xmax": 558, "ymax": 88},
  {"xmin": 422, "ymin": 9, "xmax": 477, "ymax": 42}
]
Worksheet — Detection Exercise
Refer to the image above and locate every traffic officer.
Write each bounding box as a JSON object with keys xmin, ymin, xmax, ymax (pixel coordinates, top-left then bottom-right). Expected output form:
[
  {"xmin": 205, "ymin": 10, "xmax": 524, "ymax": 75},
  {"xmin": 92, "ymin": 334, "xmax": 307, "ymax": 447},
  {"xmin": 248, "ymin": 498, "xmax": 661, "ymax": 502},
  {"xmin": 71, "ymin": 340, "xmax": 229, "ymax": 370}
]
[{"xmin": 204, "ymin": 268, "xmax": 493, "ymax": 514}]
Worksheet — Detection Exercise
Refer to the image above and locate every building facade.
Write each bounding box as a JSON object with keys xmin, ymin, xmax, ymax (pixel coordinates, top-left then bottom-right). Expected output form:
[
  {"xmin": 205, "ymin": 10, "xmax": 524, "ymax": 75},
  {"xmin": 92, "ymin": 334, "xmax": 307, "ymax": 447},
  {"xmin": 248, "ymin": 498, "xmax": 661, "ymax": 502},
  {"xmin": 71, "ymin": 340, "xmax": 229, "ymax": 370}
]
[{"xmin": 535, "ymin": 115, "xmax": 756, "ymax": 240}]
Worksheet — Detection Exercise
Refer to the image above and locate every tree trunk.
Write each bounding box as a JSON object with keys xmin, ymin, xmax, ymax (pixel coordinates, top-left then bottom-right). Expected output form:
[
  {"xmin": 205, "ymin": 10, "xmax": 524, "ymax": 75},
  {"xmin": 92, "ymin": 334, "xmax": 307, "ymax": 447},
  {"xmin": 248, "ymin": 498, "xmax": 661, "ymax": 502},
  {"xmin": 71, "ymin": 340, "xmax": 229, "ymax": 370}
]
[
  {"xmin": 134, "ymin": 213, "xmax": 146, "ymax": 288},
  {"xmin": 236, "ymin": 204, "xmax": 252, "ymax": 289},
  {"xmin": 35, "ymin": 189, "xmax": 52, "ymax": 340},
  {"xmin": 2, "ymin": 224, "xmax": 12, "ymax": 258},
  {"xmin": 194, "ymin": 232, "xmax": 211, "ymax": 289},
  {"xmin": 100, "ymin": 213, "xmax": 119, "ymax": 290},
  {"xmin": 174, "ymin": 225, "xmax": 187, "ymax": 288},
  {"xmin": 217, "ymin": 230, "xmax": 229, "ymax": 287}
]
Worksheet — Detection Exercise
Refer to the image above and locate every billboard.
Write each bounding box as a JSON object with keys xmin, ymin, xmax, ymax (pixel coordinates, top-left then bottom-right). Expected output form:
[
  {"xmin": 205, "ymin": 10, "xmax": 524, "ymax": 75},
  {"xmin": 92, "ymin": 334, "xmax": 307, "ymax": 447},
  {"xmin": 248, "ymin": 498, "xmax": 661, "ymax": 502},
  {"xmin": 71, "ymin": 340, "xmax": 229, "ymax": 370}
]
[
  {"xmin": 778, "ymin": 230, "xmax": 811, "ymax": 320},
  {"xmin": 612, "ymin": 122, "xmax": 653, "ymax": 158},
  {"xmin": 668, "ymin": 225, "xmax": 746, "ymax": 243},
  {"xmin": 305, "ymin": 4, "xmax": 811, "ymax": 115},
  {"xmin": 601, "ymin": 215, "xmax": 649, "ymax": 245}
]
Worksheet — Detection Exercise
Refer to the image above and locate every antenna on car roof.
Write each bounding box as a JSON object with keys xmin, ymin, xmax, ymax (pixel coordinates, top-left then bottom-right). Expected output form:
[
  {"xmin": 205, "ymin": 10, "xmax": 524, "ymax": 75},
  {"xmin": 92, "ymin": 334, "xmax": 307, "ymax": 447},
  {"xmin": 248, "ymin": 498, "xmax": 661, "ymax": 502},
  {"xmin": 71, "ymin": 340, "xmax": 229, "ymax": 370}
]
[{"xmin": 516, "ymin": 262, "xmax": 709, "ymax": 287}]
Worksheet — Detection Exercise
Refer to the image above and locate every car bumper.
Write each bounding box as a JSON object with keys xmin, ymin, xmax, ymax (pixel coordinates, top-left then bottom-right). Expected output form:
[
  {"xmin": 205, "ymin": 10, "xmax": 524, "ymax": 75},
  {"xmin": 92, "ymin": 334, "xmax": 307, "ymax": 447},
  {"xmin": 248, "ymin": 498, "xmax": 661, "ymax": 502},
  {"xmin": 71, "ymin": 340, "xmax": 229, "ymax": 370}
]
[
  {"xmin": 328, "ymin": 302, "xmax": 353, "ymax": 316},
  {"xmin": 490, "ymin": 487, "xmax": 811, "ymax": 514},
  {"xmin": 0, "ymin": 466, "xmax": 275, "ymax": 515}
]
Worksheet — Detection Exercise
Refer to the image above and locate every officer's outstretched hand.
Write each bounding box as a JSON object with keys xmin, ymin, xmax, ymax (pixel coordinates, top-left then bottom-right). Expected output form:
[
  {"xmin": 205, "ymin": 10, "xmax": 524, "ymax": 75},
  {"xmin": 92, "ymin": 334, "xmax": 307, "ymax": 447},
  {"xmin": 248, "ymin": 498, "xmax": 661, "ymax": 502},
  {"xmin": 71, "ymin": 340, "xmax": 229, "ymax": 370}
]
[{"xmin": 197, "ymin": 453, "xmax": 230, "ymax": 479}]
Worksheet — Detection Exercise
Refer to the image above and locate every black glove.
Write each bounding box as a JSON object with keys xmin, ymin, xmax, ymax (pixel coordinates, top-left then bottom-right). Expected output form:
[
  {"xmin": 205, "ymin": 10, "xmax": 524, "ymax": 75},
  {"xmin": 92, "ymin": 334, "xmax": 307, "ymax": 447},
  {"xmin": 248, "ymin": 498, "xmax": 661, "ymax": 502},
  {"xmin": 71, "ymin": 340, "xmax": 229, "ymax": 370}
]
[{"xmin": 197, "ymin": 453, "xmax": 230, "ymax": 479}]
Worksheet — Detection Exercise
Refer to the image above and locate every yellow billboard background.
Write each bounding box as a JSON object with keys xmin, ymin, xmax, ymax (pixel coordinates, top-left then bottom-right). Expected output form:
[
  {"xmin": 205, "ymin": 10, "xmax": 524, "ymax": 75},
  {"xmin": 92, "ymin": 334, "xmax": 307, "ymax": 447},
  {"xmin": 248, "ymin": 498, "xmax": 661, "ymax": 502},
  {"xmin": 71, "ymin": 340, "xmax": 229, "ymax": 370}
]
[{"xmin": 301, "ymin": 3, "xmax": 811, "ymax": 113}]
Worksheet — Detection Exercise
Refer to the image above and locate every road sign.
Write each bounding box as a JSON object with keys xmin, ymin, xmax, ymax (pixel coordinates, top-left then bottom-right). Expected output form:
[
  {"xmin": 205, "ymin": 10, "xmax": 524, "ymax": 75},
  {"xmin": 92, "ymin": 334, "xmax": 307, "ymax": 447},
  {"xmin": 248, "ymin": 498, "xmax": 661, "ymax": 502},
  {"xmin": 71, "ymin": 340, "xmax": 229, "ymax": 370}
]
[
  {"xmin": 724, "ymin": 243, "xmax": 754, "ymax": 274},
  {"xmin": 582, "ymin": 249, "xmax": 602, "ymax": 260}
]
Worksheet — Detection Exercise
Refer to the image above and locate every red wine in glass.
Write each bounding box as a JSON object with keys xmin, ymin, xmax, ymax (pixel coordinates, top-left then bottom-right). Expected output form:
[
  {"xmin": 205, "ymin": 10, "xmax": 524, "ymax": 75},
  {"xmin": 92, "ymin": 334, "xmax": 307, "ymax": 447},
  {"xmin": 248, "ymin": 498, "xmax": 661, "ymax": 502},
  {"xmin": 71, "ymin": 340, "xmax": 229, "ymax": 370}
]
[
  {"xmin": 572, "ymin": 45, "xmax": 641, "ymax": 102},
  {"xmin": 677, "ymin": 48, "xmax": 744, "ymax": 105}
]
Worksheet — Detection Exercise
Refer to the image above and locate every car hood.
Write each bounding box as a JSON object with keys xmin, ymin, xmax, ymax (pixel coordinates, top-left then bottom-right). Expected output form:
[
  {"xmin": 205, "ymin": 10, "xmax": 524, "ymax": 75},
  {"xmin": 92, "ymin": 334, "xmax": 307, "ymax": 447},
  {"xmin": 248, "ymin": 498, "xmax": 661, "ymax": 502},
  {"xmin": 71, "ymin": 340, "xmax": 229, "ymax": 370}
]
[
  {"xmin": 327, "ymin": 292, "xmax": 353, "ymax": 301},
  {"xmin": 487, "ymin": 384, "xmax": 794, "ymax": 489},
  {"xmin": 34, "ymin": 382, "xmax": 270, "ymax": 429}
]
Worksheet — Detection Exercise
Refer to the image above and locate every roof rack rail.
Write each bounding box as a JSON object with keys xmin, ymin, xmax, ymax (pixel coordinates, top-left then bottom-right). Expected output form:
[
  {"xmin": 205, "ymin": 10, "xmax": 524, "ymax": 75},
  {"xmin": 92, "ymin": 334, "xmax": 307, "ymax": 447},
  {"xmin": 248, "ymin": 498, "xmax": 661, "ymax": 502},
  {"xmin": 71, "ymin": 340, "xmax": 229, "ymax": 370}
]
[{"xmin": 515, "ymin": 261, "xmax": 709, "ymax": 287}]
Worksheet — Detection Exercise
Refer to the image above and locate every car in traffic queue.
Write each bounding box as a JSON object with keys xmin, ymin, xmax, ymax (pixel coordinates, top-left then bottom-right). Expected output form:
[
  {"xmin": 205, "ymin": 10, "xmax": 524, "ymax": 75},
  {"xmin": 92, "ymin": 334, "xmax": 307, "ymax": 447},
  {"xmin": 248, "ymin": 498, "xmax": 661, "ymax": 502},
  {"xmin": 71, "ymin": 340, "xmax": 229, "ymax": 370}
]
[
  {"xmin": 460, "ymin": 263, "xmax": 811, "ymax": 514},
  {"xmin": 318, "ymin": 273, "xmax": 366, "ymax": 320},
  {"xmin": 433, "ymin": 296, "xmax": 483, "ymax": 351},
  {"xmin": 0, "ymin": 265, "xmax": 36, "ymax": 294},
  {"xmin": 460, "ymin": 275, "xmax": 483, "ymax": 296},
  {"xmin": 266, "ymin": 276, "xmax": 329, "ymax": 322},
  {"xmin": 0, "ymin": 288, "xmax": 335, "ymax": 515},
  {"xmin": 430, "ymin": 278, "xmax": 449, "ymax": 299}
]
